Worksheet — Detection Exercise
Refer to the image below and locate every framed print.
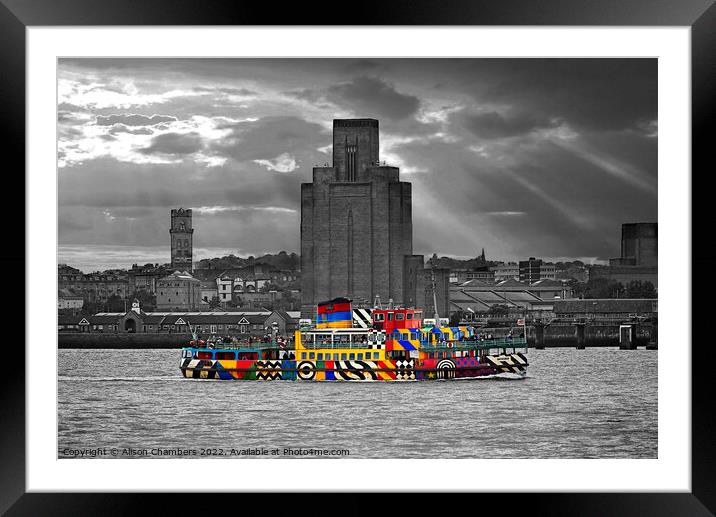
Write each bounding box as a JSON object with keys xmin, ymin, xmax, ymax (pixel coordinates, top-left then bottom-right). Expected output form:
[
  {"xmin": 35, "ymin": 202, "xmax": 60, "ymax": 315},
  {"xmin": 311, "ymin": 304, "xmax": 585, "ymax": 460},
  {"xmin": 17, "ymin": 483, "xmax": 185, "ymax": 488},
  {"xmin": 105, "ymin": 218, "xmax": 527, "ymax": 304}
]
[{"xmin": 3, "ymin": 0, "xmax": 713, "ymax": 514}]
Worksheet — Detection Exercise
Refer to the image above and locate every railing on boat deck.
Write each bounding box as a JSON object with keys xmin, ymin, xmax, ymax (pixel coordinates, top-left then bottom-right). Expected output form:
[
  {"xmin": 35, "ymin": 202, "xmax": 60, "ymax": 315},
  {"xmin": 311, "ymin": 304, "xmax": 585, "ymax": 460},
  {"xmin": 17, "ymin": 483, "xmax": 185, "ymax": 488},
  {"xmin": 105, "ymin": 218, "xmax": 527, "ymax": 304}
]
[
  {"xmin": 421, "ymin": 338, "xmax": 528, "ymax": 351},
  {"xmin": 184, "ymin": 338, "xmax": 528, "ymax": 352},
  {"xmin": 297, "ymin": 337, "xmax": 528, "ymax": 351},
  {"xmin": 185, "ymin": 341, "xmax": 295, "ymax": 350}
]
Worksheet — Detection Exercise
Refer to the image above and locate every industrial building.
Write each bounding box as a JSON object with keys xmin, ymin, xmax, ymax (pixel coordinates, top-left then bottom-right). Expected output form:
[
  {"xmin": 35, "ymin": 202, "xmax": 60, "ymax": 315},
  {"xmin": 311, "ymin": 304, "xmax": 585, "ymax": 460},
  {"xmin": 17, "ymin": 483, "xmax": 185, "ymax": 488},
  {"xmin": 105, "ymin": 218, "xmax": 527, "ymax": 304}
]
[{"xmin": 590, "ymin": 222, "xmax": 658, "ymax": 287}]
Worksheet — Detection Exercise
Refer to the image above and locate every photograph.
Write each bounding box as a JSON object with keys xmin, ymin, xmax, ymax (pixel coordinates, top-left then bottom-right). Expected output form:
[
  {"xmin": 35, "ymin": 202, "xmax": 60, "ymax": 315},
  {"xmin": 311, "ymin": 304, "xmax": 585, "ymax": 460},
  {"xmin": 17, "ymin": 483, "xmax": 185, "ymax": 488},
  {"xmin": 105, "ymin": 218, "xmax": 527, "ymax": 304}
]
[{"xmin": 56, "ymin": 57, "xmax": 658, "ymax": 460}]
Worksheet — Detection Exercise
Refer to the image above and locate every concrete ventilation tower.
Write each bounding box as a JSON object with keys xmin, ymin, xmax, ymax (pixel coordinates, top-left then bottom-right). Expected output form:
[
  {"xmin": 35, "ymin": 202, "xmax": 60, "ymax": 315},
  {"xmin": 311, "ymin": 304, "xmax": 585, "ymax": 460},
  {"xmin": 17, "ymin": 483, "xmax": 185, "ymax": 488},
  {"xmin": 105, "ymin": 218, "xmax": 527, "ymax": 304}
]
[{"xmin": 300, "ymin": 119, "xmax": 413, "ymax": 318}]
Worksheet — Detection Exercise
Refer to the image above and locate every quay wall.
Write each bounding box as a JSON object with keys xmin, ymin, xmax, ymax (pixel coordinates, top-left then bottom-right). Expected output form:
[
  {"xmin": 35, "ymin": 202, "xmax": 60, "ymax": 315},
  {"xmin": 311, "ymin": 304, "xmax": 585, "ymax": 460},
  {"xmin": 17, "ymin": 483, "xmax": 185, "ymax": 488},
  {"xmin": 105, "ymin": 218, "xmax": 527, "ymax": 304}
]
[
  {"xmin": 58, "ymin": 324, "xmax": 656, "ymax": 349},
  {"xmin": 58, "ymin": 332, "xmax": 191, "ymax": 349},
  {"xmin": 527, "ymin": 324, "xmax": 655, "ymax": 348}
]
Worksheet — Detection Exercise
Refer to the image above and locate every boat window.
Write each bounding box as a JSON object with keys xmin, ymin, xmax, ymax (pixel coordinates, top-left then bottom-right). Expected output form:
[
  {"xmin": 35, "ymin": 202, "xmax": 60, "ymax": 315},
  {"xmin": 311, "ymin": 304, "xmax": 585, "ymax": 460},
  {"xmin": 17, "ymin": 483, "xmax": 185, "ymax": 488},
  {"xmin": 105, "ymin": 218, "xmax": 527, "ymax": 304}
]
[
  {"xmin": 349, "ymin": 353, "xmax": 355, "ymax": 360},
  {"xmin": 333, "ymin": 353, "xmax": 339, "ymax": 361},
  {"xmin": 407, "ymin": 313, "xmax": 413, "ymax": 320},
  {"xmin": 387, "ymin": 313, "xmax": 393, "ymax": 321},
  {"xmin": 301, "ymin": 352, "xmax": 307, "ymax": 359},
  {"xmin": 396, "ymin": 313, "xmax": 404, "ymax": 320},
  {"xmin": 309, "ymin": 352, "xmax": 315, "ymax": 360},
  {"xmin": 216, "ymin": 352, "xmax": 236, "ymax": 360},
  {"xmin": 317, "ymin": 353, "xmax": 323, "ymax": 360},
  {"xmin": 341, "ymin": 353, "xmax": 347, "ymax": 360},
  {"xmin": 197, "ymin": 351, "xmax": 212, "ymax": 360},
  {"xmin": 357, "ymin": 353, "xmax": 363, "ymax": 360},
  {"xmin": 410, "ymin": 333, "xmax": 416, "ymax": 340},
  {"xmin": 373, "ymin": 313, "xmax": 384, "ymax": 321},
  {"xmin": 368, "ymin": 334, "xmax": 375, "ymax": 343},
  {"xmin": 373, "ymin": 352, "xmax": 379, "ymax": 359}
]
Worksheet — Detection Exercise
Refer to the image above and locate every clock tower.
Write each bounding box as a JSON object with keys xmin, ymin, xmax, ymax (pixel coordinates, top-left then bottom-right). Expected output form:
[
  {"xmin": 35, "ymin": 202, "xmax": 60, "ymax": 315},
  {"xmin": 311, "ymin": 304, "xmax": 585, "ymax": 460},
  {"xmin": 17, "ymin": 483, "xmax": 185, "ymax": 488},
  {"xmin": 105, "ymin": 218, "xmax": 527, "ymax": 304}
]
[{"xmin": 170, "ymin": 208, "xmax": 193, "ymax": 273}]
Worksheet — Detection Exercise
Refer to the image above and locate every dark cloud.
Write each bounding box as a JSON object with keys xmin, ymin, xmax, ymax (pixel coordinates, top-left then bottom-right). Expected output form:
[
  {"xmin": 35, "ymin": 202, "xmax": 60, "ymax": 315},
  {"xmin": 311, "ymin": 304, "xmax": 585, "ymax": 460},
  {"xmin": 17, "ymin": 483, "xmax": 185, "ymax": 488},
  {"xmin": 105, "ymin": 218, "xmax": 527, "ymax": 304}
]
[
  {"xmin": 213, "ymin": 116, "xmax": 329, "ymax": 163},
  {"xmin": 109, "ymin": 207, "xmax": 157, "ymax": 219},
  {"xmin": 284, "ymin": 89, "xmax": 322, "ymax": 102},
  {"xmin": 194, "ymin": 86, "xmax": 257, "ymax": 96},
  {"xmin": 57, "ymin": 158, "xmax": 302, "ymax": 251},
  {"xmin": 339, "ymin": 59, "xmax": 384, "ymax": 74},
  {"xmin": 327, "ymin": 76, "xmax": 420, "ymax": 120},
  {"xmin": 460, "ymin": 59, "xmax": 657, "ymax": 132},
  {"xmin": 96, "ymin": 114, "xmax": 177, "ymax": 126},
  {"xmin": 139, "ymin": 132, "xmax": 203, "ymax": 155},
  {"xmin": 459, "ymin": 110, "xmax": 559, "ymax": 139},
  {"xmin": 57, "ymin": 58, "xmax": 657, "ymax": 265},
  {"xmin": 58, "ymin": 158, "xmax": 302, "ymax": 213},
  {"xmin": 58, "ymin": 111, "xmax": 80, "ymax": 124}
]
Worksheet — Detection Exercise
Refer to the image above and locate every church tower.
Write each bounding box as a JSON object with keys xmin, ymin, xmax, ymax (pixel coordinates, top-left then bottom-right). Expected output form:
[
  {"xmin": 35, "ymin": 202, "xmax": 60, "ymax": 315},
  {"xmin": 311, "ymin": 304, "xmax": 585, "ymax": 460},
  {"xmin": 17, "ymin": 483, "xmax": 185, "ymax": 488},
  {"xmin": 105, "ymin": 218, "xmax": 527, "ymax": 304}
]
[{"xmin": 170, "ymin": 208, "xmax": 193, "ymax": 273}]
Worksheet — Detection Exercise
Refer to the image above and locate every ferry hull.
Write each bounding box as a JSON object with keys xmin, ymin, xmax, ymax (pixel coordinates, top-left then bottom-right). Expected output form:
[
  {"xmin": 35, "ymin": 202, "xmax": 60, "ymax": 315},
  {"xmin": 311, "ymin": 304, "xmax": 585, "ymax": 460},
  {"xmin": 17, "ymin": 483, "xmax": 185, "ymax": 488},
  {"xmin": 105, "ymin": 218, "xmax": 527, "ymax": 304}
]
[{"xmin": 179, "ymin": 353, "xmax": 528, "ymax": 381}]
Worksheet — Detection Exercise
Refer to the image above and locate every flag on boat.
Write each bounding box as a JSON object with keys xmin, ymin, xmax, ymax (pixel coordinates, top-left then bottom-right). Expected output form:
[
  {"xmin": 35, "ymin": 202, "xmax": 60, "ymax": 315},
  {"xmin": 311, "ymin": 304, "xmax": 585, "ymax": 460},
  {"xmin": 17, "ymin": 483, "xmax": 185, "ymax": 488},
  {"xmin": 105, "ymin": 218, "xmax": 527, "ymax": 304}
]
[{"xmin": 516, "ymin": 318, "xmax": 525, "ymax": 325}]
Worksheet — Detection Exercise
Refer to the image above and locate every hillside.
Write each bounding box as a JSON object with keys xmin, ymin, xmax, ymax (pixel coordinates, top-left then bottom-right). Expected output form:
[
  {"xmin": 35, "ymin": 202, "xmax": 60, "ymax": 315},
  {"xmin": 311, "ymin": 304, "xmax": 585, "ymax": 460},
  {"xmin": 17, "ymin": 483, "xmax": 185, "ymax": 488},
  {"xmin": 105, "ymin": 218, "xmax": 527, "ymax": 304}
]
[{"xmin": 196, "ymin": 251, "xmax": 299, "ymax": 271}]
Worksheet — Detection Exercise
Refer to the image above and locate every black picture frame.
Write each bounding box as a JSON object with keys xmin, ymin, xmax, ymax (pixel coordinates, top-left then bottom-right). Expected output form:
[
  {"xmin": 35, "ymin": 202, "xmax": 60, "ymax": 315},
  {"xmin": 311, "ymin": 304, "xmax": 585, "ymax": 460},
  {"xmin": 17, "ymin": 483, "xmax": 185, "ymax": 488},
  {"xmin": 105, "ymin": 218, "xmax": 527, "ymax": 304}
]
[{"xmin": 3, "ymin": 0, "xmax": 712, "ymax": 514}]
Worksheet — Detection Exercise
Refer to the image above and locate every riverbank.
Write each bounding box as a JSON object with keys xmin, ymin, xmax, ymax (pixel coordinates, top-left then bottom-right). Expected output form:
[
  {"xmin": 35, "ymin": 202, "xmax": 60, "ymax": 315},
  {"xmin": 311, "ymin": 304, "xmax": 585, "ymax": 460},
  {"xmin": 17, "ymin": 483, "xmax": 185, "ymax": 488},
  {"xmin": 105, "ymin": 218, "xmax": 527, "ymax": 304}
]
[{"xmin": 58, "ymin": 325, "xmax": 657, "ymax": 349}]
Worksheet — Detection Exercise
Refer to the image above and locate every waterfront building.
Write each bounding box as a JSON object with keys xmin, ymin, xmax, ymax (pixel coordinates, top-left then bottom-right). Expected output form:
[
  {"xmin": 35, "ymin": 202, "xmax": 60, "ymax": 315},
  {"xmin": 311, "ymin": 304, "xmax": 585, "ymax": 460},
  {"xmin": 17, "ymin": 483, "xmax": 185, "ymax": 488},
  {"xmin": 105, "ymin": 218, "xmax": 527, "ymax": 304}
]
[
  {"xmin": 199, "ymin": 280, "xmax": 218, "ymax": 304},
  {"xmin": 450, "ymin": 278, "xmax": 574, "ymax": 315},
  {"xmin": 170, "ymin": 208, "xmax": 194, "ymax": 273},
  {"xmin": 492, "ymin": 263, "xmax": 520, "ymax": 282},
  {"xmin": 58, "ymin": 265, "xmax": 129, "ymax": 303},
  {"xmin": 58, "ymin": 288, "xmax": 83, "ymax": 310},
  {"xmin": 519, "ymin": 258, "xmax": 556, "ymax": 284},
  {"xmin": 215, "ymin": 274, "xmax": 233, "ymax": 304},
  {"xmin": 57, "ymin": 300, "xmax": 290, "ymax": 337},
  {"xmin": 263, "ymin": 309, "xmax": 302, "ymax": 335},
  {"xmin": 156, "ymin": 270, "xmax": 202, "ymax": 311},
  {"xmin": 449, "ymin": 266, "xmax": 495, "ymax": 284},
  {"xmin": 590, "ymin": 222, "xmax": 658, "ymax": 287},
  {"xmin": 58, "ymin": 264, "xmax": 84, "ymax": 290},
  {"xmin": 612, "ymin": 222, "xmax": 657, "ymax": 267},
  {"xmin": 127, "ymin": 263, "xmax": 171, "ymax": 294}
]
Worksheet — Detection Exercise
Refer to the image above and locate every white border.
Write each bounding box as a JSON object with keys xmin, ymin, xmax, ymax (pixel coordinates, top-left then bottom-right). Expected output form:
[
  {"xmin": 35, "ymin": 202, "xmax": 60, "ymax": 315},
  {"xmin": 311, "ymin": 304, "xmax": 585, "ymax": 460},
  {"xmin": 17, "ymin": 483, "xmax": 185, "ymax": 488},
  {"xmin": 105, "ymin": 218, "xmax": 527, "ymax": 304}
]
[{"xmin": 28, "ymin": 27, "xmax": 690, "ymax": 492}]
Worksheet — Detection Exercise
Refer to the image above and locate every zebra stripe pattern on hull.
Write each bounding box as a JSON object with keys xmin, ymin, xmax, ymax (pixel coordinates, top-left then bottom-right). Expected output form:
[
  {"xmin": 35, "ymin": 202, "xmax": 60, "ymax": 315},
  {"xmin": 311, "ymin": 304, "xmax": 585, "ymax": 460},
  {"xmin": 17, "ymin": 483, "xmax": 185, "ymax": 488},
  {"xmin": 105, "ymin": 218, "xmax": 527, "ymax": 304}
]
[
  {"xmin": 333, "ymin": 360, "xmax": 379, "ymax": 380},
  {"xmin": 485, "ymin": 355, "xmax": 527, "ymax": 373}
]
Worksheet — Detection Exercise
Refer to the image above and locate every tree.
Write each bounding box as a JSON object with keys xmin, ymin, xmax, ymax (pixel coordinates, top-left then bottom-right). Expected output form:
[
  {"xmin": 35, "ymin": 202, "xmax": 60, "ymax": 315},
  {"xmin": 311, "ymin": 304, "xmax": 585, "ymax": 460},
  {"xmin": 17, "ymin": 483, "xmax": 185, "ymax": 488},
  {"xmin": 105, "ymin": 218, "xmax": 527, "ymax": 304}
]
[
  {"xmin": 131, "ymin": 290, "xmax": 156, "ymax": 312},
  {"xmin": 625, "ymin": 280, "xmax": 657, "ymax": 299},
  {"xmin": 80, "ymin": 300, "xmax": 100, "ymax": 315},
  {"xmin": 488, "ymin": 304, "xmax": 510, "ymax": 315},
  {"xmin": 106, "ymin": 294, "xmax": 125, "ymax": 312},
  {"xmin": 209, "ymin": 295, "xmax": 221, "ymax": 309},
  {"xmin": 584, "ymin": 278, "xmax": 623, "ymax": 299},
  {"xmin": 567, "ymin": 279, "xmax": 587, "ymax": 299}
]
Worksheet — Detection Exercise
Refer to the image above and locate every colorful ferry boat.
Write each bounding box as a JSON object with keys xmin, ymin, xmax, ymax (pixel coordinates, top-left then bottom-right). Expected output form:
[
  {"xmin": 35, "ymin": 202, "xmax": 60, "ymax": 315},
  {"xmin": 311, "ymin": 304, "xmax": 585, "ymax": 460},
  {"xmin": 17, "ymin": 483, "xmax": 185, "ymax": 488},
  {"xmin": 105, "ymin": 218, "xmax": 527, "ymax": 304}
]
[{"xmin": 179, "ymin": 298, "xmax": 528, "ymax": 381}]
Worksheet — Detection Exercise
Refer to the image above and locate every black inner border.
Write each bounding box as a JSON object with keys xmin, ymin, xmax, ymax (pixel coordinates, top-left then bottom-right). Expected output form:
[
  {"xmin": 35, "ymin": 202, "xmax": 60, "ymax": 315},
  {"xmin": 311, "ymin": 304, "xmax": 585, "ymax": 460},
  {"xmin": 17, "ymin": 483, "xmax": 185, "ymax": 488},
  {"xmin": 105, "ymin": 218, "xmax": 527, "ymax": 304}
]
[{"xmin": 2, "ymin": 0, "xmax": 713, "ymax": 514}]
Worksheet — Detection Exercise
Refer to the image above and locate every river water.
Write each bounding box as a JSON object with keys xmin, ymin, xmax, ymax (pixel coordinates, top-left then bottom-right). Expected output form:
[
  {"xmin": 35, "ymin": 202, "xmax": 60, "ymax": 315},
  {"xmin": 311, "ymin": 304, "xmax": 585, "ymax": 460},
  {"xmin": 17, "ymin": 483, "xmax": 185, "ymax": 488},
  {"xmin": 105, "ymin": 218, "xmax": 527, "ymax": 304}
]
[{"xmin": 58, "ymin": 348, "xmax": 657, "ymax": 459}]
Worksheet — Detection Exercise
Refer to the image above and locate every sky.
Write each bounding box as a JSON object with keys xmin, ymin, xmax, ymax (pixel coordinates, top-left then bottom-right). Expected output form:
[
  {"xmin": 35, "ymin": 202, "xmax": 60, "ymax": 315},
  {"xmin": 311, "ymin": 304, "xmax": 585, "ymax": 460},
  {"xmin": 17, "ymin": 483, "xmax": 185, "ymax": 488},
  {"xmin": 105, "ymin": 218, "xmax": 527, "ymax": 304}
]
[{"xmin": 57, "ymin": 58, "xmax": 657, "ymax": 272}]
